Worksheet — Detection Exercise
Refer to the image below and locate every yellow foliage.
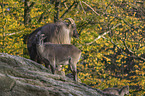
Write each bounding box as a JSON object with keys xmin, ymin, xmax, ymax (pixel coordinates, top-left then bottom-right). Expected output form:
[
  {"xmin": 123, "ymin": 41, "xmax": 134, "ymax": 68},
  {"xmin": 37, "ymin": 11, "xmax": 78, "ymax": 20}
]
[{"xmin": 1, "ymin": 0, "xmax": 145, "ymax": 95}]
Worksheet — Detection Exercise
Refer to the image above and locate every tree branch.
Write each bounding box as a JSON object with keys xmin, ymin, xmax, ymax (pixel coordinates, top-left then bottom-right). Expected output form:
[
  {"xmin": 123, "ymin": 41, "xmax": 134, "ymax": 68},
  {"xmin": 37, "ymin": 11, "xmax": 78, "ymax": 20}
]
[
  {"xmin": 109, "ymin": 37, "xmax": 145, "ymax": 62},
  {"xmin": 122, "ymin": 40, "xmax": 145, "ymax": 61},
  {"xmin": 29, "ymin": 2, "xmax": 35, "ymax": 9},
  {"xmin": 38, "ymin": 12, "xmax": 46, "ymax": 23},
  {"xmin": 82, "ymin": 1, "xmax": 100, "ymax": 16},
  {"xmin": 60, "ymin": 1, "xmax": 78, "ymax": 19},
  {"xmin": 54, "ymin": 0, "xmax": 60, "ymax": 22},
  {"xmin": 24, "ymin": 1, "xmax": 35, "ymax": 25},
  {"xmin": 79, "ymin": 1, "xmax": 86, "ymax": 14},
  {"xmin": 5, "ymin": 31, "xmax": 23, "ymax": 36},
  {"xmin": 85, "ymin": 23, "xmax": 121, "ymax": 46}
]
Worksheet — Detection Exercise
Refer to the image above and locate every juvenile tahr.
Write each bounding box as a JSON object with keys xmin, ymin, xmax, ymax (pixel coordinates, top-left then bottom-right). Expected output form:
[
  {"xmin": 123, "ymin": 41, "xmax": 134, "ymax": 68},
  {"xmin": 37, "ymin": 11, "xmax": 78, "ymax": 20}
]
[{"xmin": 36, "ymin": 34, "xmax": 81, "ymax": 81}]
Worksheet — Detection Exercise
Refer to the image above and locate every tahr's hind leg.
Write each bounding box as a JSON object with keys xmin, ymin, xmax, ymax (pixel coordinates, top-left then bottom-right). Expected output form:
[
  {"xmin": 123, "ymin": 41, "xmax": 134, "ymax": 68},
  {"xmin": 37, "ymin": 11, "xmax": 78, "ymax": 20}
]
[{"xmin": 69, "ymin": 58, "xmax": 77, "ymax": 81}]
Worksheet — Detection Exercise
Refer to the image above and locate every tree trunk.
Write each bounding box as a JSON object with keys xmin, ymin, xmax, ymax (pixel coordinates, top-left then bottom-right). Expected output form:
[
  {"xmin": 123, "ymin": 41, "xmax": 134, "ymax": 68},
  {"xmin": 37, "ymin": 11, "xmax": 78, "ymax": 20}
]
[
  {"xmin": 54, "ymin": 0, "xmax": 60, "ymax": 22},
  {"xmin": 24, "ymin": 0, "xmax": 35, "ymax": 25}
]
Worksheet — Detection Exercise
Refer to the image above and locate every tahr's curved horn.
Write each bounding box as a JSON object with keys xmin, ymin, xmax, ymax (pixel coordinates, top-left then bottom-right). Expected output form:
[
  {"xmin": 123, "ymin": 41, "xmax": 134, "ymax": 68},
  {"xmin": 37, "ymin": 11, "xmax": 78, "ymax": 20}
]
[{"xmin": 64, "ymin": 18, "xmax": 75, "ymax": 25}]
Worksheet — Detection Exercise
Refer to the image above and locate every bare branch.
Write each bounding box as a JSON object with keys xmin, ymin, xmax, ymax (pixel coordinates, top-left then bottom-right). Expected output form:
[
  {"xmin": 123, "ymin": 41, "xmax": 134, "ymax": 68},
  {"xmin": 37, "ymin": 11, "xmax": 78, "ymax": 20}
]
[
  {"xmin": 60, "ymin": 1, "xmax": 78, "ymax": 19},
  {"xmin": 54, "ymin": 0, "xmax": 60, "ymax": 22},
  {"xmin": 109, "ymin": 38, "xmax": 145, "ymax": 62},
  {"xmin": 5, "ymin": 31, "xmax": 23, "ymax": 36},
  {"xmin": 110, "ymin": 39, "xmax": 135, "ymax": 57},
  {"xmin": 24, "ymin": 1, "xmax": 35, "ymax": 25},
  {"xmin": 122, "ymin": 40, "xmax": 145, "ymax": 61},
  {"xmin": 38, "ymin": 12, "xmax": 45, "ymax": 23},
  {"xmin": 79, "ymin": 1, "xmax": 86, "ymax": 14},
  {"xmin": 63, "ymin": 2, "xmax": 68, "ymax": 9},
  {"xmin": 85, "ymin": 23, "xmax": 121, "ymax": 45},
  {"xmin": 82, "ymin": 1, "xmax": 100, "ymax": 16},
  {"xmin": 29, "ymin": 2, "xmax": 35, "ymax": 8},
  {"xmin": 122, "ymin": 40, "xmax": 134, "ymax": 54}
]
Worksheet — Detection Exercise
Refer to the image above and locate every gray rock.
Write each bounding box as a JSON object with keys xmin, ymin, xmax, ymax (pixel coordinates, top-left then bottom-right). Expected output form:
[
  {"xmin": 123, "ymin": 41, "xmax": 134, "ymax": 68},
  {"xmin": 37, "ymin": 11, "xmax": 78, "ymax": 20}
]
[{"xmin": 0, "ymin": 53, "xmax": 116, "ymax": 96}]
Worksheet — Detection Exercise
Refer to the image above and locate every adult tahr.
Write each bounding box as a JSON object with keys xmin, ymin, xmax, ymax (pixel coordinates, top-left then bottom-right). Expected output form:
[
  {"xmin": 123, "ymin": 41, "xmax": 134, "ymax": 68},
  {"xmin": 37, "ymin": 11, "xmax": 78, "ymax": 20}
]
[{"xmin": 27, "ymin": 18, "xmax": 78, "ymax": 63}]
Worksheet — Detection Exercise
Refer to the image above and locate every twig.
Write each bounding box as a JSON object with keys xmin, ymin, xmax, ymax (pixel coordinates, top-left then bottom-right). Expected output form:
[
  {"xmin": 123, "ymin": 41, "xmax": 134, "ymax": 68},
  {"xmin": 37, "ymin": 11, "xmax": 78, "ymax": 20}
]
[
  {"xmin": 38, "ymin": 12, "xmax": 46, "ymax": 23},
  {"xmin": 110, "ymin": 38, "xmax": 145, "ymax": 61},
  {"xmin": 60, "ymin": 1, "xmax": 77, "ymax": 19},
  {"xmin": 79, "ymin": 1, "xmax": 86, "ymax": 14},
  {"xmin": 122, "ymin": 40, "xmax": 145, "ymax": 61},
  {"xmin": 85, "ymin": 23, "xmax": 121, "ymax": 46},
  {"xmin": 64, "ymin": 2, "xmax": 68, "ymax": 9},
  {"xmin": 122, "ymin": 40, "xmax": 134, "ymax": 54},
  {"xmin": 82, "ymin": 1, "xmax": 100, "ymax": 16},
  {"xmin": 5, "ymin": 31, "xmax": 23, "ymax": 36}
]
